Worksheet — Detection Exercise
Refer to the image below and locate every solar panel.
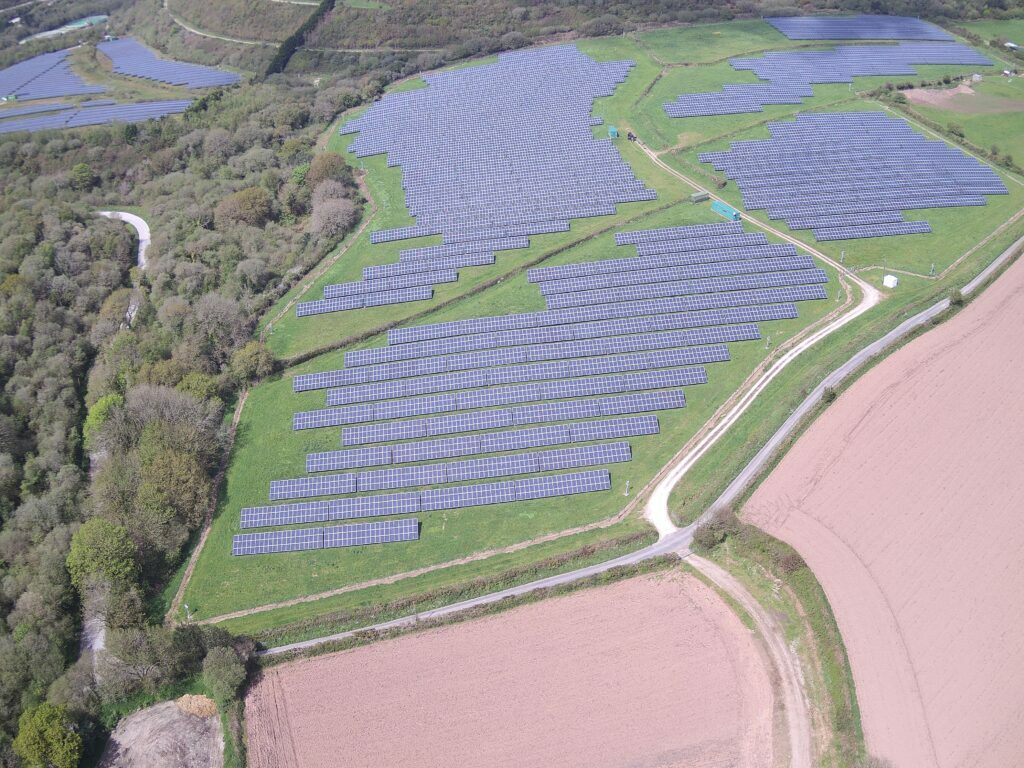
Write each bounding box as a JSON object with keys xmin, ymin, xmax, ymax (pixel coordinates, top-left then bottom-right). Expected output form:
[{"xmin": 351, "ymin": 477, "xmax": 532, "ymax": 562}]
[
  {"xmin": 231, "ymin": 527, "xmax": 323, "ymax": 556},
  {"xmin": 515, "ymin": 469, "xmax": 611, "ymax": 500},
  {"xmin": 240, "ymin": 491, "xmax": 420, "ymax": 528},
  {"xmin": 323, "ymin": 518, "xmax": 420, "ymax": 548}
]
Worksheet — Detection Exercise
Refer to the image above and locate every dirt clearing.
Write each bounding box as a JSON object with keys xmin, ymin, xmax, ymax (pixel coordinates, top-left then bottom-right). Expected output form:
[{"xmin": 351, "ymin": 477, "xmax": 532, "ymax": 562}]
[
  {"xmin": 100, "ymin": 698, "xmax": 223, "ymax": 768},
  {"xmin": 746, "ymin": 256, "xmax": 1024, "ymax": 768},
  {"xmin": 246, "ymin": 571, "xmax": 779, "ymax": 768},
  {"xmin": 905, "ymin": 81, "xmax": 1024, "ymax": 113}
]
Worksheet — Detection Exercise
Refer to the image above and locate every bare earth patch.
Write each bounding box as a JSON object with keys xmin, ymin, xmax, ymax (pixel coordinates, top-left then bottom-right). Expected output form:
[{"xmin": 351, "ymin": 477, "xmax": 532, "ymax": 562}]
[
  {"xmin": 745, "ymin": 256, "xmax": 1024, "ymax": 768},
  {"xmin": 905, "ymin": 81, "xmax": 1024, "ymax": 114},
  {"xmin": 99, "ymin": 699, "xmax": 223, "ymax": 768},
  {"xmin": 246, "ymin": 572, "xmax": 778, "ymax": 768}
]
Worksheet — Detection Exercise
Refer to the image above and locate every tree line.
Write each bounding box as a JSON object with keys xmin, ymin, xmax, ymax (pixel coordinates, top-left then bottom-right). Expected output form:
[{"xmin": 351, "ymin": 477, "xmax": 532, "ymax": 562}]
[{"xmin": 0, "ymin": 78, "xmax": 368, "ymax": 766}]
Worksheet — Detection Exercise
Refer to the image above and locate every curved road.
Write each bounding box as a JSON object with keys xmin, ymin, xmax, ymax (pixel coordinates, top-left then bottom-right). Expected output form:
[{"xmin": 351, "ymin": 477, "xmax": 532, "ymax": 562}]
[
  {"xmin": 99, "ymin": 210, "xmax": 150, "ymax": 270},
  {"xmin": 99, "ymin": 210, "xmax": 150, "ymax": 325}
]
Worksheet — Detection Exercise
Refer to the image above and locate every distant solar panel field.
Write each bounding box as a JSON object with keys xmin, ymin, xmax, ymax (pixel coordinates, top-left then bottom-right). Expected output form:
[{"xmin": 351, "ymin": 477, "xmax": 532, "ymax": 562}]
[
  {"xmin": 699, "ymin": 112, "xmax": 1008, "ymax": 241},
  {"xmin": 295, "ymin": 45, "xmax": 657, "ymax": 315},
  {"xmin": 664, "ymin": 42, "xmax": 992, "ymax": 118},
  {"xmin": 0, "ymin": 99, "xmax": 192, "ymax": 134},
  {"xmin": 97, "ymin": 37, "xmax": 240, "ymax": 88},
  {"xmin": 765, "ymin": 14, "xmax": 954, "ymax": 41},
  {"xmin": 0, "ymin": 49, "xmax": 105, "ymax": 101}
]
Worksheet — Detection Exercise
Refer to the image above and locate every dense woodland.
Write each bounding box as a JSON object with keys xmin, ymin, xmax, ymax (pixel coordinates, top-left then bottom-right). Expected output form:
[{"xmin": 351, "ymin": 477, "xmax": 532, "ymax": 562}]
[
  {"xmin": 0, "ymin": 0, "xmax": 1022, "ymax": 762},
  {"xmin": 0, "ymin": 80, "xmax": 367, "ymax": 765}
]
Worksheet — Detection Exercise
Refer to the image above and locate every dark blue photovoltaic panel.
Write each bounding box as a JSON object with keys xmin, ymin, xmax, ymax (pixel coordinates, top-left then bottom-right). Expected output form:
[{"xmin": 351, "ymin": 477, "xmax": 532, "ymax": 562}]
[
  {"xmin": 232, "ymin": 527, "xmax": 323, "ymax": 556},
  {"xmin": 322, "ymin": 518, "xmax": 419, "ymax": 548},
  {"xmin": 97, "ymin": 37, "xmax": 239, "ymax": 87},
  {"xmin": 765, "ymin": 15, "xmax": 954, "ymax": 41},
  {"xmin": 698, "ymin": 113, "xmax": 1006, "ymax": 242},
  {"xmin": 240, "ymin": 491, "xmax": 420, "ymax": 528},
  {"xmin": 515, "ymin": 469, "xmax": 611, "ymax": 500},
  {"xmin": 665, "ymin": 42, "xmax": 987, "ymax": 118},
  {"xmin": 384, "ymin": 285, "xmax": 825, "ymax": 348}
]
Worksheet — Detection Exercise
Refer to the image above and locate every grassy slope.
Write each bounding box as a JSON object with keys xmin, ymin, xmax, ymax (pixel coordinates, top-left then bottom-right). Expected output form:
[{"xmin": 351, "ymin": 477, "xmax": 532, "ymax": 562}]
[{"xmin": 182, "ymin": 22, "xmax": 1024, "ymax": 631}]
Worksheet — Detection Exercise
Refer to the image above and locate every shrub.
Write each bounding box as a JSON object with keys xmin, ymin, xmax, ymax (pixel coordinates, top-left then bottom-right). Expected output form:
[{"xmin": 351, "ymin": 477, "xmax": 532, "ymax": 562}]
[
  {"xmin": 692, "ymin": 507, "xmax": 740, "ymax": 552},
  {"xmin": 83, "ymin": 393, "xmax": 124, "ymax": 452},
  {"xmin": 69, "ymin": 163, "xmax": 95, "ymax": 191},
  {"xmin": 214, "ymin": 186, "xmax": 274, "ymax": 229},
  {"xmin": 203, "ymin": 647, "xmax": 247, "ymax": 706},
  {"xmin": 950, "ymin": 289, "xmax": 965, "ymax": 306},
  {"xmin": 309, "ymin": 198, "xmax": 358, "ymax": 241},
  {"xmin": 13, "ymin": 703, "xmax": 82, "ymax": 768},
  {"xmin": 66, "ymin": 518, "xmax": 137, "ymax": 593},
  {"xmin": 305, "ymin": 153, "xmax": 349, "ymax": 189}
]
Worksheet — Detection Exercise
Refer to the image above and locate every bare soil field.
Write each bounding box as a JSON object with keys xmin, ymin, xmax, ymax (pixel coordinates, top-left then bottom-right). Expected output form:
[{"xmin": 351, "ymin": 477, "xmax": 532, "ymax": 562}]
[
  {"xmin": 100, "ymin": 698, "xmax": 223, "ymax": 768},
  {"xmin": 746, "ymin": 256, "xmax": 1024, "ymax": 767},
  {"xmin": 246, "ymin": 572, "xmax": 779, "ymax": 768},
  {"xmin": 905, "ymin": 82, "xmax": 1024, "ymax": 113}
]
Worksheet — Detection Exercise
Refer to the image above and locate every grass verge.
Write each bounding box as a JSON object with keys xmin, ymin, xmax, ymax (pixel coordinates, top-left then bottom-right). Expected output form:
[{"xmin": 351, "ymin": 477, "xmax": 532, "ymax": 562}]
[{"xmin": 693, "ymin": 514, "xmax": 862, "ymax": 767}]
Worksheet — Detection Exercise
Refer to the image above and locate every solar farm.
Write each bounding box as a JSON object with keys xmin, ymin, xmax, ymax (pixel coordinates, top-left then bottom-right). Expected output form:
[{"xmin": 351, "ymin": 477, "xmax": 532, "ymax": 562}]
[
  {"xmin": 179, "ymin": 16, "xmax": 1024, "ymax": 630},
  {"xmin": 0, "ymin": 38, "xmax": 238, "ymax": 134}
]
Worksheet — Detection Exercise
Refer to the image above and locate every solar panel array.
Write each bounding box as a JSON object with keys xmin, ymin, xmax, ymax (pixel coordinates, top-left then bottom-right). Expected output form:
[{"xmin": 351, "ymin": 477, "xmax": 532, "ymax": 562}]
[
  {"xmin": 0, "ymin": 99, "xmax": 193, "ymax": 134},
  {"xmin": 232, "ymin": 518, "xmax": 419, "ymax": 555},
  {"xmin": 699, "ymin": 112, "xmax": 1008, "ymax": 241},
  {"xmin": 664, "ymin": 40, "xmax": 991, "ymax": 118},
  {"xmin": 297, "ymin": 45, "xmax": 656, "ymax": 317},
  {"xmin": 0, "ymin": 49, "xmax": 106, "ymax": 101},
  {"xmin": 236, "ymin": 221, "xmax": 830, "ymax": 555},
  {"xmin": 765, "ymin": 15, "xmax": 955, "ymax": 40},
  {"xmin": 97, "ymin": 37, "xmax": 240, "ymax": 88}
]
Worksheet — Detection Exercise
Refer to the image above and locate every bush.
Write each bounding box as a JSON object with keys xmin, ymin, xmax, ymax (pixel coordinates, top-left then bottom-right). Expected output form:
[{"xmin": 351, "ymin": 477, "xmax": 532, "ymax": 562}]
[
  {"xmin": 692, "ymin": 507, "xmax": 740, "ymax": 552},
  {"xmin": 66, "ymin": 518, "xmax": 137, "ymax": 593},
  {"xmin": 83, "ymin": 393, "xmax": 125, "ymax": 452},
  {"xmin": 69, "ymin": 163, "xmax": 95, "ymax": 192},
  {"xmin": 309, "ymin": 198, "xmax": 358, "ymax": 241},
  {"xmin": 203, "ymin": 647, "xmax": 247, "ymax": 706},
  {"xmin": 229, "ymin": 341, "xmax": 277, "ymax": 384},
  {"xmin": 13, "ymin": 703, "xmax": 82, "ymax": 768},
  {"xmin": 304, "ymin": 153, "xmax": 349, "ymax": 189},
  {"xmin": 214, "ymin": 186, "xmax": 274, "ymax": 229},
  {"xmin": 950, "ymin": 288, "xmax": 965, "ymax": 306},
  {"xmin": 822, "ymin": 386, "xmax": 837, "ymax": 404}
]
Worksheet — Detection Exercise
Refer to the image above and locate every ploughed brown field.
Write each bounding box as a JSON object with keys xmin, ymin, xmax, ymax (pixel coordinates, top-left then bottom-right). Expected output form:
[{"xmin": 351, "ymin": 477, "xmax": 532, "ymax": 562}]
[
  {"xmin": 746, "ymin": 256, "xmax": 1024, "ymax": 767},
  {"xmin": 246, "ymin": 572, "xmax": 779, "ymax": 768}
]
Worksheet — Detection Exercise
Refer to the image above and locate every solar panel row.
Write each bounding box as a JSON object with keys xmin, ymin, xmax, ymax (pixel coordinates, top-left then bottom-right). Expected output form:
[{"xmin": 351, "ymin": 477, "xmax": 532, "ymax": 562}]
[
  {"xmin": 231, "ymin": 518, "xmax": 419, "ymax": 555},
  {"xmin": 343, "ymin": 389, "xmax": 690, "ymax": 445},
  {"xmin": 272, "ymin": 442, "xmax": 629, "ymax": 500}
]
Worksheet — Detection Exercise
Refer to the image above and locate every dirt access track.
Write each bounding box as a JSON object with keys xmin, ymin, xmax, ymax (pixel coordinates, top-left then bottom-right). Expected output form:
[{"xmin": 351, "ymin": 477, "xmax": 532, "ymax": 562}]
[
  {"xmin": 246, "ymin": 571, "xmax": 783, "ymax": 768},
  {"xmin": 746, "ymin": 255, "xmax": 1024, "ymax": 767}
]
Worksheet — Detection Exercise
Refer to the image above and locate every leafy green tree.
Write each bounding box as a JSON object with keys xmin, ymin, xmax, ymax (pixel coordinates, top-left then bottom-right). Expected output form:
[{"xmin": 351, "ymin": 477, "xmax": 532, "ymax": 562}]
[
  {"xmin": 13, "ymin": 703, "xmax": 82, "ymax": 768},
  {"xmin": 66, "ymin": 518, "xmax": 137, "ymax": 592},
  {"xmin": 69, "ymin": 163, "xmax": 95, "ymax": 191},
  {"xmin": 83, "ymin": 393, "xmax": 124, "ymax": 452},
  {"xmin": 228, "ymin": 341, "xmax": 276, "ymax": 385},
  {"xmin": 203, "ymin": 647, "xmax": 247, "ymax": 706},
  {"xmin": 176, "ymin": 372, "xmax": 221, "ymax": 402}
]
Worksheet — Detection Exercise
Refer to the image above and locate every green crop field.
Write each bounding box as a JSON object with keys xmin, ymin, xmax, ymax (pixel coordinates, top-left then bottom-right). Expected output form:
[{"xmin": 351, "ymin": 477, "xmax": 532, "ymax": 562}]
[{"xmin": 180, "ymin": 22, "xmax": 1024, "ymax": 634}]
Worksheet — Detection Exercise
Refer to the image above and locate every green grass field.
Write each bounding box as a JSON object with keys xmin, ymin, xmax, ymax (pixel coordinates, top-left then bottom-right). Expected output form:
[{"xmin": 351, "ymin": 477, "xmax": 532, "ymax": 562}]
[
  {"xmin": 909, "ymin": 72, "xmax": 1024, "ymax": 164},
  {"xmin": 181, "ymin": 22, "xmax": 1024, "ymax": 632}
]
